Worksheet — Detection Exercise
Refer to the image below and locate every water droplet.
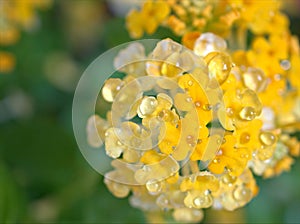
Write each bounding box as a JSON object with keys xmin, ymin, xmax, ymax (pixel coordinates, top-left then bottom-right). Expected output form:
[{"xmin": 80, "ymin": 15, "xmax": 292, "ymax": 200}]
[
  {"xmin": 202, "ymin": 104, "xmax": 212, "ymax": 111},
  {"xmin": 186, "ymin": 135, "xmax": 193, "ymax": 140},
  {"xmin": 242, "ymin": 67, "xmax": 268, "ymax": 92},
  {"xmin": 193, "ymin": 197, "xmax": 203, "ymax": 207},
  {"xmin": 239, "ymin": 89, "xmax": 262, "ymax": 116},
  {"xmin": 259, "ymin": 132, "xmax": 276, "ymax": 146},
  {"xmin": 195, "ymin": 101, "xmax": 201, "ymax": 107},
  {"xmin": 222, "ymin": 173, "xmax": 237, "ymax": 184},
  {"xmin": 274, "ymin": 73, "xmax": 282, "ymax": 81},
  {"xmin": 205, "ymin": 52, "xmax": 232, "ymax": 85},
  {"xmin": 188, "ymin": 80, "xmax": 194, "ymax": 86},
  {"xmin": 171, "ymin": 166, "xmax": 178, "ymax": 173},
  {"xmin": 240, "ymin": 132, "xmax": 250, "ymax": 144},
  {"xmin": 158, "ymin": 110, "xmax": 170, "ymax": 121},
  {"xmin": 204, "ymin": 189, "xmax": 211, "ymax": 195},
  {"xmin": 194, "ymin": 33, "xmax": 227, "ymax": 57},
  {"xmin": 226, "ymin": 167, "xmax": 233, "ymax": 173},
  {"xmin": 186, "ymin": 97, "xmax": 193, "ymax": 103},
  {"xmin": 239, "ymin": 107, "xmax": 256, "ymax": 121},
  {"xmin": 102, "ymin": 78, "xmax": 124, "ymax": 102},
  {"xmin": 233, "ymin": 186, "xmax": 252, "ymax": 202},
  {"xmin": 138, "ymin": 96, "xmax": 158, "ymax": 117},
  {"xmin": 213, "ymin": 158, "xmax": 220, "ymax": 163},
  {"xmin": 216, "ymin": 149, "xmax": 223, "ymax": 156},
  {"xmin": 240, "ymin": 152, "xmax": 250, "ymax": 159},
  {"xmin": 186, "ymin": 135, "xmax": 196, "ymax": 147},
  {"xmin": 221, "ymin": 193, "xmax": 238, "ymax": 211},
  {"xmin": 142, "ymin": 165, "xmax": 151, "ymax": 172},
  {"xmin": 193, "ymin": 194, "xmax": 213, "ymax": 208},
  {"xmin": 217, "ymin": 137, "xmax": 226, "ymax": 144},
  {"xmin": 226, "ymin": 107, "xmax": 234, "ymax": 117},
  {"xmin": 146, "ymin": 179, "xmax": 162, "ymax": 194},
  {"xmin": 280, "ymin": 59, "xmax": 291, "ymax": 71},
  {"xmin": 257, "ymin": 147, "xmax": 273, "ymax": 160}
]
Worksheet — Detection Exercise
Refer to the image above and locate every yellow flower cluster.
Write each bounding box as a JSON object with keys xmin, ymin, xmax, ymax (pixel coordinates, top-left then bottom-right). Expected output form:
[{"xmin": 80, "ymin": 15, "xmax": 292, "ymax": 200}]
[
  {"xmin": 0, "ymin": 0, "xmax": 52, "ymax": 73},
  {"xmin": 126, "ymin": 0, "xmax": 239, "ymax": 38},
  {"xmin": 85, "ymin": 0, "xmax": 300, "ymax": 222},
  {"xmin": 126, "ymin": 1, "xmax": 170, "ymax": 38},
  {"xmin": 125, "ymin": 0, "xmax": 300, "ymax": 179},
  {"xmin": 126, "ymin": 0, "xmax": 285, "ymax": 40},
  {"xmin": 87, "ymin": 29, "xmax": 299, "ymax": 221}
]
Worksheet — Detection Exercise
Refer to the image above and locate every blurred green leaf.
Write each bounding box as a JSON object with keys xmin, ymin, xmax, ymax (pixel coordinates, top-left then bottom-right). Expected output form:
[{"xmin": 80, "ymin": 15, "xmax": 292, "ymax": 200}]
[
  {"xmin": 0, "ymin": 118, "xmax": 78, "ymax": 199},
  {"xmin": 246, "ymin": 158, "xmax": 300, "ymax": 223},
  {"xmin": 58, "ymin": 176, "xmax": 146, "ymax": 223},
  {"xmin": 0, "ymin": 161, "xmax": 25, "ymax": 223}
]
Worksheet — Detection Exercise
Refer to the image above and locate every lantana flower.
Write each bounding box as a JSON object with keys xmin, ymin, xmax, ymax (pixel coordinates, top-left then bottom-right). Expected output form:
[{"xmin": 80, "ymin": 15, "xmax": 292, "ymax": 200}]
[
  {"xmin": 126, "ymin": 0, "xmax": 170, "ymax": 38},
  {"xmin": 84, "ymin": 0, "xmax": 300, "ymax": 222}
]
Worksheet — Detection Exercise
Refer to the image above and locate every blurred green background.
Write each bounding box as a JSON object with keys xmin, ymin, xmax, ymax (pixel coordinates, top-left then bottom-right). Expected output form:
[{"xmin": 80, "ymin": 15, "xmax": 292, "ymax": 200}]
[{"xmin": 0, "ymin": 0, "xmax": 300, "ymax": 223}]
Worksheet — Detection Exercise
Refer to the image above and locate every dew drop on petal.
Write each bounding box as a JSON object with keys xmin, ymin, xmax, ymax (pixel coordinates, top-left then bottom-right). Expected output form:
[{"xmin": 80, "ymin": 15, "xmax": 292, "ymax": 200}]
[
  {"xmin": 186, "ymin": 97, "xmax": 193, "ymax": 102},
  {"xmin": 193, "ymin": 197, "xmax": 203, "ymax": 208},
  {"xmin": 222, "ymin": 173, "xmax": 237, "ymax": 184},
  {"xmin": 142, "ymin": 165, "xmax": 152, "ymax": 172},
  {"xmin": 205, "ymin": 52, "xmax": 232, "ymax": 85},
  {"xmin": 240, "ymin": 89, "xmax": 262, "ymax": 115},
  {"xmin": 280, "ymin": 59, "xmax": 291, "ymax": 71},
  {"xmin": 193, "ymin": 194, "xmax": 213, "ymax": 208},
  {"xmin": 233, "ymin": 186, "xmax": 252, "ymax": 203},
  {"xmin": 257, "ymin": 147, "xmax": 273, "ymax": 160},
  {"xmin": 138, "ymin": 96, "xmax": 158, "ymax": 117},
  {"xmin": 239, "ymin": 106, "xmax": 256, "ymax": 121},
  {"xmin": 242, "ymin": 67, "xmax": 268, "ymax": 92},
  {"xmin": 240, "ymin": 132, "xmax": 250, "ymax": 144},
  {"xmin": 226, "ymin": 107, "xmax": 234, "ymax": 117},
  {"xmin": 146, "ymin": 179, "xmax": 162, "ymax": 194},
  {"xmin": 151, "ymin": 38, "xmax": 183, "ymax": 60},
  {"xmin": 186, "ymin": 135, "xmax": 196, "ymax": 147},
  {"xmin": 188, "ymin": 80, "xmax": 194, "ymax": 86},
  {"xmin": 216, "ymin": 149, "xmax": 223, "ymax": 156},
  {"xmin": 213, "ymin": 158, "xmax": 220, "ymax": 163},
  {"xmin": 217, "ymin": 137, "xmax": 226, "ymax": 145},
  {"xmin": 259, "ymin": 132, "xmax": 276, "ymax": 146},
  {"xmin": 194, "ymin": 32, "xmax": 227, "ymax": 57},
  {"xmin": 158, "ymin": 109, "xmax": 170, "ymax": 121},
  {"xmin": 113, "ymin": 42, "xmax": 146, "ymax": 72},
  {"xmin": 102, "ymin": 78, "xmax": 124, "ymax": 102},
  {"xmin": 174, "ymin": 93, "xmax": 194, "ymax": 111},
  {"xmin": 195, "ymin": 101, "xmax": 201, "ymax": 108},
  {"xmin": 202, "ymin": 104, "xmax": 212, "ymax": 111}
]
